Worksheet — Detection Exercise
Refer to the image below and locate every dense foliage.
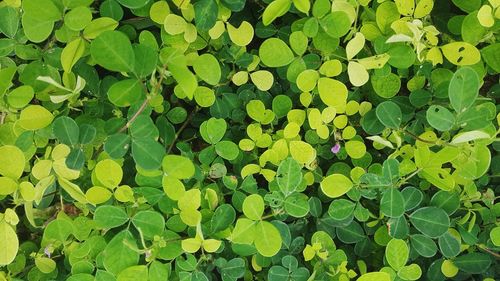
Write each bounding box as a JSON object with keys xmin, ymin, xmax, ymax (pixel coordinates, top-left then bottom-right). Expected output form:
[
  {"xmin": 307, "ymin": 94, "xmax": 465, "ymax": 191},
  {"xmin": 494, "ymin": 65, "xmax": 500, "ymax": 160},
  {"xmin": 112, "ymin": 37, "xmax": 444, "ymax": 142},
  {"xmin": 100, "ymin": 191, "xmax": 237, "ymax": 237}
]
[{"xmin": 0, "ymin": 0, "xmax": 499, "ymax": 280}]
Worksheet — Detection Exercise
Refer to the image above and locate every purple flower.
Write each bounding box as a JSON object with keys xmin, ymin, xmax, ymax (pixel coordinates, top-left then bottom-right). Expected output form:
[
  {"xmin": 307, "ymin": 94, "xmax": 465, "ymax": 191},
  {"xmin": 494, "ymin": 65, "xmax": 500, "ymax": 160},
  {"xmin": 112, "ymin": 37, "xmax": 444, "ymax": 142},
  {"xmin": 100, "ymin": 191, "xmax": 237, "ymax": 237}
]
[{"xmin": 331, "ymin": 143, "xmax": 341, "ymax": 154}]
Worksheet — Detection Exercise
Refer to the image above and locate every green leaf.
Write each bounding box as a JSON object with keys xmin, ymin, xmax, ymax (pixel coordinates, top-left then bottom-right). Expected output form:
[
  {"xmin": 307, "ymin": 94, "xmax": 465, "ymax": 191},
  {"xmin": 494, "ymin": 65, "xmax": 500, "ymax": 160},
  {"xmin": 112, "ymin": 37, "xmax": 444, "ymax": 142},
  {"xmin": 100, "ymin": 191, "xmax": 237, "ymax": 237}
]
[
  {"xmin": 385, "ymin": 238, "xmax": 409, "ymax": 270},
  {"xmin": 409, "ymin": 207, "xmax": 450, "ymax": 238},
  {"xmin": 438, "ymin": 231, "xmax": 460, "ymax": 258},
  {"xmin": 254, "ymin": 221, "xmax": 282, "ymax": 257},
  {"xmin": 0, "ymin": 145, "xmax": 25, "ymax": 179},
  {"xmin": 448, "ymin": 67, "xmax": 479, "ymax": 113},
  {"xmin": 453, "ymin": 253, "xmax": 491, "ymax": 274},
  {"xmin": 372, "ymin": 73, "xmax": 401, "ymax": 98},
  {"xmin": 397, "ymin": 264, "xmax": 422, "ymax": 281},
  {"xmin": 376, "ymin": 101, "xmax": 402, "ymax": 129},
  {"xmin": 18, "ymin": 105, "xmax": 54, "ymax": 130},
  {"xmin": 259, "ymin": 38, "xmax": 295, "ymax": 67},
  {"xmin": 193, "ymin": 54, "xmax": 221, "ymax": 86},
  {"xmin": 276, "ymin": 158, "xmax": 302, "ymax": 195},
  {"xmin": 194, "ymin": 0, "xmax": 218, "ymax": 31},
  {"xmin": 230, "ymin": 218, "xmax": 256, "ymax": 244},
  {"xmin": 66, "ymin": 148, "xmax": 85, "ymax": 170},
  {"xmin": 426, "ymin": 105, "xmax": 455, "ymax": 131},
  {"xmin": 0, "ymin": 7, "xmax": 19, "ymax": 38},
  {"xmin": 221, "ymin": 0, "xmax": 246, "ymax": 11},
  {"xmin": 210, "ymin": 204, "xmax": 236, "ymax": 233},
  {"xmin": 64, "ymin": 6, "xmax": 92, "ymax": 31},
  {"xmin": 215, "ymin": 141, "xmax": 239, "ymax": 161},
  {"xmin": 320, "ymin": 11, "xmax": 351, "ymax": 38},
  {"xmin": 357, "ymin": 272, "xmax": 390, "ymax": 281},
  {"xmin": 94, "ymin": 159, "xmax": 123, "ymax": 189},
  {"xmin": 53, "ymin": 116, "xmax": 80, "ymax": 146},
  {"xmin": 116, "ymin": 0, "xmax": 149, "ymax": 9},
  {"xmin": 380, "ymin": 188, "xmax": 405, "ymax": 218},
  {"xmin": 132, "ymin": 211, "xmax": 165, "ymax": 239},
  {"xmin": 328, "ymin": 199, "xmax": 356, "ymax": 221},
  {"xmin": 0, "ymin": 220, "xmax": 18, "ymax": 266},
  {"xmin": 410, "ymin": 234, "xmax": 437, "ymax": 258},
  {"xmin": 6, "ymin": 85, "xmax": 34, "ymax": 109},
  {"xmin": 58, "ymin": 177, "xmax": 89, "ymax": 204},
  {"xmin": 490, "ymin": 226, "xmax": 500, "ymax": 247},
  {"xmin": 284, "ymin": 193, "xmax": 309, "ymax": 218},
  {"xmin": 103, "ymin": 230, "xmax": 140, "ymax": 275},
  {"xmin": 90, "ymin": 30, "xmax": 135, "ymax": 72},
  {"xmin": 131, "ymin": 139, "xmax": 165, "ymax": 170},
  {"xmin": 387, "ymin": 45, "xmax": 416, "ymax": 69},
  {"xmin": 83, "ymin": 17, "xmax": 119, "ymax": 39},
  {"xmin": 108, "ymin": 79, "xmax": 144, "ymax": 107},
  {"xmin": 200, "ymin": 118, "xmax": 227, "ymax": 144},
  {"xmin": 321, "ymin": 174, "xmax": 353, "ymax": 198},
  {"xmin": 242, "ymin": 194, "xmax": 264, "ymax": 220},
  {"xmin": 79, "ymin": 124, "xmax": 96, "ymax": 145},
  {"xmin": 94, "ymin": 205, "xmax": 129, "ymax": 229},
  {"xmin": 262, "ymin": 0, "xmax": 291, "ymax": 26},
  {"xmin": 117, "ymin": 265, "xmax": 148, "ymax": 281},
  {"xmin": 162, "ymin": 155, "xmax": 195, "ymax": 179},
  {"xmin": 35, "ymin": 257, "xmax": 56, "ymax": 273},
  {"xmin": 42, "ymin": 219, "xmax": 73, "ymax": 246},
  {"xmin": 441, "ymin": 42, "xmax": 480, "ymax": 66},
  {"xmin": 105, "ymin": 133, "xmax": 131, "ymax": 159}
]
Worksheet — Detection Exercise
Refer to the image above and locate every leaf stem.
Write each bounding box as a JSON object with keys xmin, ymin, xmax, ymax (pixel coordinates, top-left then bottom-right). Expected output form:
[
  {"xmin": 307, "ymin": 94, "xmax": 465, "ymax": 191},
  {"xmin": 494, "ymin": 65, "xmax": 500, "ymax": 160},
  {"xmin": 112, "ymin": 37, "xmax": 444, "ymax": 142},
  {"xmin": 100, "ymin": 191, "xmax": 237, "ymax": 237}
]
[
  {"xmin": 118, "ymin": 97, "xmax": 150, "ymax": 133},
  {"xmin": 478, "ymin": 245, "xmax": 500, "ymax": 259},
  {"xmin": 402, "ymin": 129, "xmax": 437, "ymax": 145},
  {"xmin": 166, "ymin": 106, "xmax": 200, "ymax": 154}
]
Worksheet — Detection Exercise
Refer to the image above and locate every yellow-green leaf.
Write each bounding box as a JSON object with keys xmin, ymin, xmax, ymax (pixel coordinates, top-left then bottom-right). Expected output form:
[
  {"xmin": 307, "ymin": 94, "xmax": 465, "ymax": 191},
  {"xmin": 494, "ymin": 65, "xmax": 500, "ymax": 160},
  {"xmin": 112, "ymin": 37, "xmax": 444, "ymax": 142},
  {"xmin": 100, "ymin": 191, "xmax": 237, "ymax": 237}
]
[{"xmin": 320, "ymin": 174, "xmax": 353, "ymax": 198}]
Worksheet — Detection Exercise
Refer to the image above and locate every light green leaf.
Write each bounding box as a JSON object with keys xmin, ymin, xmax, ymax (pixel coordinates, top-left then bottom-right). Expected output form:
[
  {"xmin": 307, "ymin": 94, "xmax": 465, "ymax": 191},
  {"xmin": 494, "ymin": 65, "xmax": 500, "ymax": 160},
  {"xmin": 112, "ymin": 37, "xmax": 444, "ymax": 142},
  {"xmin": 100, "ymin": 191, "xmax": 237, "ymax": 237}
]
[
  {"xmin": 254, "ymin": 221, "xmax": 282, "ymax": 257},
  {"xmin": 262, "ymin": 0, "xmax": 291, "ymax": 26},
  {"xmin": 107, "ymin": 79, "xmax": 144, "ymax": 107},
  {"xmin": 61, "ymin": 38, "xmax": 86, "ymax": 73},
  {"xmin": 250, "ymin": 70, "xmax": 274, "ymax": 91},
  {"xmin": 18, "ymin": 105, "xmax": 54, "ymax": 130},
  {"xmin": 441, "ymin": 42, "xmax": 481, "ymax": 66},
  {"xmin": 276, "ymin": 157, "xmax": 302, "ymax": 195},
  {"xmin": 0, "ymin": 145, "xmax": 25, "ymax": 179},
  {"xmin": 103, "ymin": 230, "xmax": 140, "ymax": 275},
  {"xmin": 386, "ymin": 238, "xmax": 409, "ymax": 270},
  {"xmin": 162, "ymin": 155, "xmax": 195, "ymax": 179},
  {"xmin": 346, "ymin": 32, "xmax": 365, "ymax": 60},
  {"xmin": 259, "ymin": 38, "xmax": 295, "ymax": 67},
  {"xmin": 242, "ymin": 194, "xmax": 264, "ymax": 220},
  {"xmin": 83, "ymin": 17, "xmax": 118, "ymax": 39},
  {"xmin": 193, "ymin": 54, "xmax": 221, "ymax": 86},
  {"xmin": 227, "ymin": 21, "xmax": 254, "ymax": 47},
  {"xmin": 357, "ymin": 272, "xmax": 390, "ymax": 281},
  {"xmin": 0, "ymin": 220, "xmax": 18, "ymax": 266},
  {"xmin": 321, "ymin": 174, "xmax": 353, "ymax": 198}
]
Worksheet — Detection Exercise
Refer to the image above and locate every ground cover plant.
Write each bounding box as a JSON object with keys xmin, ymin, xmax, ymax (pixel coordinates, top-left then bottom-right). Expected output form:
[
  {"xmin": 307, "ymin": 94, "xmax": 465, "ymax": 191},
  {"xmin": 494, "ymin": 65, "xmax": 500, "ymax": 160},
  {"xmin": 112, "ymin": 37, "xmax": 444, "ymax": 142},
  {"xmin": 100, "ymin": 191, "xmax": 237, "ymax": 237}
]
[{"xmin": 0, "ymin": 0, "xmax": 499, "ymax": 280}]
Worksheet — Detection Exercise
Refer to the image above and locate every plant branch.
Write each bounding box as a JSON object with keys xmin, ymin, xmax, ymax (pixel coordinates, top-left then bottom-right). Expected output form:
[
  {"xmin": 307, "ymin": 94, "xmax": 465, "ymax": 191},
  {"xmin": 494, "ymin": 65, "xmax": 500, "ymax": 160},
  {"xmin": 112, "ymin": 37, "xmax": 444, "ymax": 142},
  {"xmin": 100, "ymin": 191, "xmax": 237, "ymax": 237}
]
[
  {"xmin": 402, "ymin": 129, "xmax": 437, "ymax": 145},
  {"xmin": 118, "ymin": 97, "xmax": 150, "ymax": 133},
  {"xmin": 478, "ymin": 245, "xmax": 500, "ymax": 259},
  {"xmin": 167, "ymin": 106, "xmax": 200, "ymax": 154}
]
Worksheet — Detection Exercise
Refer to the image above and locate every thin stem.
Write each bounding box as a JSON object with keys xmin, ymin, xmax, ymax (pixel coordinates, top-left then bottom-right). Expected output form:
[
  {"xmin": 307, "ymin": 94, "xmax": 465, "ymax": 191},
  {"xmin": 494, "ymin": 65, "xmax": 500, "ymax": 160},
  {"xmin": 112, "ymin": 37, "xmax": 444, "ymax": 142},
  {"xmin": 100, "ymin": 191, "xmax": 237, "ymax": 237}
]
[
  {"xmin": 478, "ymin": 245, "xmax": 500, "ymax": 259},
  {"xmin": 118, "ymin": 97, "xmax": 150, "ymax": 133},
  {"xmin": 402, "ymin": 129, "xmax": 437, "ymax": 145},
  {"xmin": 167, "ymin": 107, "xmax": 199, "ymax": 154}
]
